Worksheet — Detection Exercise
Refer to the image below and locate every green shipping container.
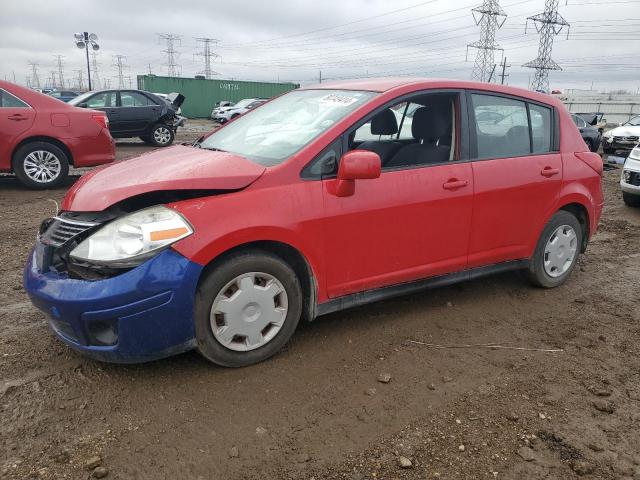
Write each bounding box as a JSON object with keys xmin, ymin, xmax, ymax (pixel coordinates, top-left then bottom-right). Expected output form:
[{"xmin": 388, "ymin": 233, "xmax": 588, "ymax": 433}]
[{"xmin": 137, "ymin": 75, "xmax": 299, "ymax": 118}]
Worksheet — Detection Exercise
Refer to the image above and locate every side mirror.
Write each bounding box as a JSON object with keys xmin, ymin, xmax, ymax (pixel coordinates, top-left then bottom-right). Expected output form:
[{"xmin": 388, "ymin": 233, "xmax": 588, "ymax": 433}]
[
  {"xmin": 332, "ymin": 150, "xmax": 381, "ymax": 197},
  {"xmin": 78, "ymin": 102, "xmax": 88, "ymax": 108}
]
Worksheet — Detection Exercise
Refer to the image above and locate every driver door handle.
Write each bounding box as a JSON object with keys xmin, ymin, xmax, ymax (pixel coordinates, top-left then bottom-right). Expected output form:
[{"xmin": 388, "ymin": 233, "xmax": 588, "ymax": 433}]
[
  {"xmin": 8, "ymin": 114, "xmax": 28, "ymax": 121},
  {"xmin": 443, "ymin": 179, "xmax": 468, "ymax": 190}
]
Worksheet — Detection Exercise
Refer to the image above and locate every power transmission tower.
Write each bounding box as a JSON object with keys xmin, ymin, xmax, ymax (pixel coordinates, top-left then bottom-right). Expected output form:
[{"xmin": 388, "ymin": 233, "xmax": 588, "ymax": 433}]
[
  {"xmin": 158, "ymin": 33, "xmax": 182, "ymax": 77},
  {"xmin": 523, "ymin": 0, "xmax": 570, "ymax": 92},
  {"xmin": 499, "ymin": 57, "xmax": 510, "ymax": 84},
  {"xmin": 54, "ymin": 55, "xmax": 66, "ymax": 89},
  {"xmin": 28, "ymin": 61, "xmax": 41, "ymax": 89},
  {"xmin": 75, "ymin": 69, "xmax": 85, "ymax": 90},
  {"xmin": 91, "ymin": 52, "xmax": 101, "ymax": 90},
  {"xmin": 467, "ymin": 0, "xmax": 507, "ymax": 83},
  {"xmin": 194, "ymin": 37, "xmax": 219, "ymax": 79},
  {"xmin": 48, "ymin": 70, "xmax": 57, "ymax": 89},
  {"xmin": 112, "ymin": 54, "xmax": 128, "ymax": 88}
]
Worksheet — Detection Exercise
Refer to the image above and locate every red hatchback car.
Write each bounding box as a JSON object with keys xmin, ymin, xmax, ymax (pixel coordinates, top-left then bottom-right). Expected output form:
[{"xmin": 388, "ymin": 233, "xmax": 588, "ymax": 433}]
[
  {"xmin": 0, "ymin": 80, "xmax": 114, "ymax": 189},
  {"xmin": 25, "ymin": 79, "xmax": 603, "ymax": 367}
]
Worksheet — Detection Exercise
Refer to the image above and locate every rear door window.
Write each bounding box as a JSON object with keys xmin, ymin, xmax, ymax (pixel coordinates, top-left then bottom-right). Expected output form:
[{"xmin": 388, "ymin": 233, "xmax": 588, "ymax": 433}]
[
  {"xmin": 471, "ymin": 94, "xmax": 530, "ymax": 158},
  {"xmin": 529, "ymin": 104, "xmax": 552, "ymax": 153},
  {"xmin": 120, "ymin": 91, "xmax": 152, "ymax": 107},
  {"xmin": 0, "ymin": 89, "xmax": 29, "ymax": 108}
]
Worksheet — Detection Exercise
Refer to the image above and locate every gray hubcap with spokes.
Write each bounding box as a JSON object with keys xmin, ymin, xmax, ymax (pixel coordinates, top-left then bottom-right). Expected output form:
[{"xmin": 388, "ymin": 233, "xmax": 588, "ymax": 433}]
[
  {"xmin": 153, "ymin": 126, "xmax": 172, "ymax": 144},
  {"xmin": 23, "ymin": 150, "xmax": 61, "ymax": 184},
  {"xmin": 544, "ymin": 225, "xmax": 578, "ymax": 278},
  {"xmin": 210, "ymin": 272, "xmax": 288, "ymax": 352}
]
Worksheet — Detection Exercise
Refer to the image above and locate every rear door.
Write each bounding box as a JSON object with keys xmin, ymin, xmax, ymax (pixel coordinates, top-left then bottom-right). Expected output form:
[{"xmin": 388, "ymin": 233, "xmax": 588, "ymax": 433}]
[
  {"xmin": 118, "ymin": 91, "xmax": 161, "ymax": 134},
  {"xmin": 0, "ymin": 88, "xmax": 36, "ymax": 168},
  {"xmin": 467, "ymin": 92, "xmax": 562, "ymax": 268}
]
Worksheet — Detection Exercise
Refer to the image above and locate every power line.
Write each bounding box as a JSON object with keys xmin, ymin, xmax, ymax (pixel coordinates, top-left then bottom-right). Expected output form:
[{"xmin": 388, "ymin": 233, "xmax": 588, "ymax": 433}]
[
  {"xmin": 194, "ymin": 37, "xmax": 219, "ymax": 79},
  {"xmin": 53, "ymin": 55, "xmax": 65, "ymax": 89},
  {"xmin": 112, "ymin": 54, "xmax": 128, "ymax": 89},
  {"xmin": 523, "ymin": 0, "xmax": 570, "ymax": 91},
  {"xmin": 28, "ymin": 61, "xmax": 40, "ymax": 89},
  {"xmin": 158, "ymin": 33, "xmax": 182, "ymax": 77},
  {"xmin": 91, "ymin": 52, "xmax": 101, "ymax": 90},
  {"xmin": 467, "ymin": 0, "xmax": 507, "ymax": 82}
]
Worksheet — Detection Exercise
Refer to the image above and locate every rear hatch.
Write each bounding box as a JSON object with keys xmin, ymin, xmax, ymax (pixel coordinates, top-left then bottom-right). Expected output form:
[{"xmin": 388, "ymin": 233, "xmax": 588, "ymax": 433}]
[{"xmin": 167, "ymin": 92, "xmax": 185, "ymax": 110}]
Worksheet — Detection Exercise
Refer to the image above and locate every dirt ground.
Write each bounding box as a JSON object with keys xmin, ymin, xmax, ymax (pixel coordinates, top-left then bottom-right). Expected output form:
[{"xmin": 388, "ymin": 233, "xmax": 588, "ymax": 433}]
[{"xmin": 1, "ymin": 126, "xmax": 639, "ymax": 480}]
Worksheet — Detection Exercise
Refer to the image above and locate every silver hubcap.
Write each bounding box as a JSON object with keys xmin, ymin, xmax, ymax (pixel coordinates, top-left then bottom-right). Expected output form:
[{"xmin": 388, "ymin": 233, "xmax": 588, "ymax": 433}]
[
  {"xmin": 210, "ymin": 272, "xmax": 288, "ymax": 352},
  {"xmin": 153, "ymin": 127, "xmax": 172, "ymax": 144},
  {"xmin": 23, "ymin": 150, "xmax": 61, "ymax": 183},
  {"xmin": 544, "ymin": 225, "xmax": 578, "ymax": 278}
]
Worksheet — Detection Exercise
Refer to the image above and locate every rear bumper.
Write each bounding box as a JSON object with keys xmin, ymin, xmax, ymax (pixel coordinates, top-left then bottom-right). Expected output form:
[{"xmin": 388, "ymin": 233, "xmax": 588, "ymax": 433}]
[
  {"xmin": 24, "ymin": 248, "xmax": 202, "ymax": 363},
  {"xmin": 69, "ymin": 128, "xmax": 116, "ymax": 168}
]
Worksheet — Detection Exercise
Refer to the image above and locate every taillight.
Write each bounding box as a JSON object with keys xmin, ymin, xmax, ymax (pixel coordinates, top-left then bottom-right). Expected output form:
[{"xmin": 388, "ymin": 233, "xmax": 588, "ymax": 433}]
[{"xmin": 92, "ymin": 114, "xmax": 109, "ymax": 129}]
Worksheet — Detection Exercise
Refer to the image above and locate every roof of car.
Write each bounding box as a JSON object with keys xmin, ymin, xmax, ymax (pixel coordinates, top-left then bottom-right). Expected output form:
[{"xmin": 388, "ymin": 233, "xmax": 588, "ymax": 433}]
[{"xmin": 302, "ymin": 77, "xmax": 559, "ymax": 105}]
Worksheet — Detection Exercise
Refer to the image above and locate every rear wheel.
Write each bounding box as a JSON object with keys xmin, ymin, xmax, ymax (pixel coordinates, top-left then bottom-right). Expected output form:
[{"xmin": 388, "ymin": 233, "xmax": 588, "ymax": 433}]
[
  {"xmin": 149, "ymin": 124, "xmax": 175, "ymax": 147},
  {"xmin": 12, "ymin": 142, "xmax": 69, "ymax": 190},
  {"xmin": 623, "ymin": 192, "xmax": 640, "ymax": 208},
  {"xmin": 195, "ymin": 250, "xmax": 303, "ymax": 367},
  {"xmin": 526, "ymin": 211, "xmax": 583, "ymax": 288}
]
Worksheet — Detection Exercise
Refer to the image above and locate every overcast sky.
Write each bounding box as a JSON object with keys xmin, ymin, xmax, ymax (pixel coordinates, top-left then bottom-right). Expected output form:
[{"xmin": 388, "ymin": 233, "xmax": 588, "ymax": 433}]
[{"xmin": 2, "ymin": 0, "xmax": 640, "ymax": 92}]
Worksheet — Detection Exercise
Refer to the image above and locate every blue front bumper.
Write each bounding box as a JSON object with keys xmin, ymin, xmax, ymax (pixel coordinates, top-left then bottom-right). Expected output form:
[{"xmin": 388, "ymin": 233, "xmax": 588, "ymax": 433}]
[{"xmin": 24, "ymin": 248, "xmax": 203, "ymax": 363}]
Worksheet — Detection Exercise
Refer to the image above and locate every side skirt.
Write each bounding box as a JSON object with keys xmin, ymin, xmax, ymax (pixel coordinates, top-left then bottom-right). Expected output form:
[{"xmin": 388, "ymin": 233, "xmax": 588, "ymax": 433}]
[{"xmin": 315, "ymin": 260, "xmax": 530, "ymax": 318}]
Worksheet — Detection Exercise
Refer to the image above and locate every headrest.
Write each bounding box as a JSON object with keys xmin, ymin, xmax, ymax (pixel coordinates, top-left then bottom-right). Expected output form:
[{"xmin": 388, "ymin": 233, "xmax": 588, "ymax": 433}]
[
  {"xmin": 370, "ymin": 109, "xmax": 398, "ymax": 136},
  {"xmin": 412, "ymin": 102, "xmax": 450, "ymax": 141}
]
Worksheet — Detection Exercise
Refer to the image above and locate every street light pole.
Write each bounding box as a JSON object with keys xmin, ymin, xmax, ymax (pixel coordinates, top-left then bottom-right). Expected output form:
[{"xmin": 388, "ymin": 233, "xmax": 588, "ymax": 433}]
[
  {"xmin": 84, "ymin": 32, "xmax": 92, "ymax": 91},
  {"xmin": 74, "ymin": 32, "xmax": 99, "ymax": 91}
]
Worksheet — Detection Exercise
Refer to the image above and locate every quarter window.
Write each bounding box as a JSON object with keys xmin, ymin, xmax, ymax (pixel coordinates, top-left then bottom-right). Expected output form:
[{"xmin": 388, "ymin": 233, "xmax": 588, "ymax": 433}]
[
  {"xmin": 0, "ymin": 89, "xmax": 29, "ymax": 108},
  {"xmin": 472, "ymin": 94, "xmax": 530, "ymax": 158}
]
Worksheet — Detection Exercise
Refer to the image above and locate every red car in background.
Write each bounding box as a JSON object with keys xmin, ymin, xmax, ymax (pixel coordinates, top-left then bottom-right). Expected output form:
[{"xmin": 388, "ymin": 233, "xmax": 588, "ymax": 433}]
[{"xmin": 0, "ymin": 80, "xmax": 114, "ymax": 189}]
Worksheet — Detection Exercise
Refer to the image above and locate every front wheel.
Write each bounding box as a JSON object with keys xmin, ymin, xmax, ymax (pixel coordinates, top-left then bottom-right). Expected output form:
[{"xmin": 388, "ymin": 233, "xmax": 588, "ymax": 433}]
[
  {"xmin": 195, "ymin": 250, "xmax": 303, "ymax": 367},
  {"xmin": 12, "ymin": 142, "xmax": 69, "ymax": 190},
  {"xmin": 149, "ymin": 124, "xmax": 175, "ymax": 147},
  {"xmin": 623, "ymin": 192, "xmax": 640, "ymax": 208},
  {"xmin": 526, "ymin": 211, "xmax": 583, "ymax": 288}
]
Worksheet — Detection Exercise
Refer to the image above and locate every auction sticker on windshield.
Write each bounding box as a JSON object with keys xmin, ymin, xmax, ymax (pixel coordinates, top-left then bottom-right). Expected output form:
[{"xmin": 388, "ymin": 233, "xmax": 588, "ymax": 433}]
[{"xmin": 319, "ymin": 93, "xmax": 360, "ymax": 106}]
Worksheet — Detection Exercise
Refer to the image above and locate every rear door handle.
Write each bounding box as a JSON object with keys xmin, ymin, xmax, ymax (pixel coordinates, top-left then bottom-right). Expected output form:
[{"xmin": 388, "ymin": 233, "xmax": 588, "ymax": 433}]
[
  {"xmin": 442, "ymin": 179, "xmax": 468, "ymax": 190},
  {"xmin": 541, "ymin": 167, "xmax": 560, "ymax": 177},
  {"xmin": 8, "ymin": 114, "xmax": 28, "ymax": 121}
]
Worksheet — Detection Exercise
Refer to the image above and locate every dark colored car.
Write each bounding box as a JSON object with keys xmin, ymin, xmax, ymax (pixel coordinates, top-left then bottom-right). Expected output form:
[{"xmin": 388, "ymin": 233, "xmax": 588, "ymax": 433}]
[
  {"xmin": 48, "ymin": 90, "xmax": 80, "ymax": 102},
  {"xmin": 571, "ymin": 114, "xmax": 601, "ymax": 152},
  {"xmin": 69, "ymin": 89, "xmax": 185, "ymax": 147},
  {"xmin": 0, "ymin": 80, "xmax": 114, "ymax": 189}
]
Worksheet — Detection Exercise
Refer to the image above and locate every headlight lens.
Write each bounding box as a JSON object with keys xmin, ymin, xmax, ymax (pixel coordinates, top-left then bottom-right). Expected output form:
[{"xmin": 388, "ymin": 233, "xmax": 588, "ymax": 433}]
[
  {"xmin": 70, "ymin": 205, "xmax": 193, "ymax": 266},
  {"xmin": 630, "ymin": 146, "xmax": 640, "ymax": 160}
]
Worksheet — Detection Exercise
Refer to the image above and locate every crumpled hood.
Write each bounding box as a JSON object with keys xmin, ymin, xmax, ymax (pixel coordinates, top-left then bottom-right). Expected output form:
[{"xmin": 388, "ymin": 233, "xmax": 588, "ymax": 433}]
[
  {"xmin": 62, "ymin": 145, "xmax": 266, "ymax": 212},
  {"xmin": 608, "ymin": 125, "xmax": 640, "ymax": 137}
]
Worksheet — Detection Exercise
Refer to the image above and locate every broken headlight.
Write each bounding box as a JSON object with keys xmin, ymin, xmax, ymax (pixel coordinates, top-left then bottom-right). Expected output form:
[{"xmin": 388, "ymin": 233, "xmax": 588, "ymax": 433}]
[{"xmin": 70, "ymin": 205, "xmax": 193, "ymax": 267}]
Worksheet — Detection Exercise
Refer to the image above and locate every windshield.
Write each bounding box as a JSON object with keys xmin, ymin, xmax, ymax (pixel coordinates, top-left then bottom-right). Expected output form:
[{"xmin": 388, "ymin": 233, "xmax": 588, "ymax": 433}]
[
  {"xmin": 625, "ymin": 115, "xmax": 640, "ymax": 126},
  {"xmin": 200, "ymin": 89, "xmax": 376, "ymax": 166}
]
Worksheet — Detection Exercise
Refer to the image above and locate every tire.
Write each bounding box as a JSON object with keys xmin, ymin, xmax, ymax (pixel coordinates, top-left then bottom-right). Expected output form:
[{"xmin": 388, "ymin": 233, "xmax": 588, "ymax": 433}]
[
  {"xmin": 526, "ymin": 211, "xmax": 583, "ymax": 288},
  {"xmin": 12, "ymin": 142, "xmax": 69, "ymax": 190},
  {"xmin": 149, "ymin": 124, "xmax": 175, "ymax": 147},
  {"xmin": 623, "ymin": 192, "xmax": 640, "ymax": 208},
  {"xmin": 230, "ymin": 114, "xmax": 240, "ymax": 120},
  {"xmin": 194, "ymin": 250, "xmax": 303, "ymax": 367}
]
